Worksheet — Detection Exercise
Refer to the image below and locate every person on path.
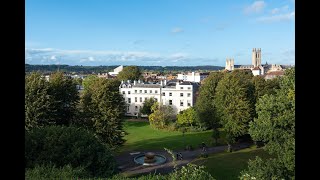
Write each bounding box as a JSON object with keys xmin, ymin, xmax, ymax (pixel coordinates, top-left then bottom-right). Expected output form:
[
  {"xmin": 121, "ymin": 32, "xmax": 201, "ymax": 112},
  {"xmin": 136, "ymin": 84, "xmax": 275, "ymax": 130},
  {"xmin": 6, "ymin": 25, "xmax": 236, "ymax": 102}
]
[{"xmin": 201, "ymin": 142, "xmax": 207, "ymax": 152}]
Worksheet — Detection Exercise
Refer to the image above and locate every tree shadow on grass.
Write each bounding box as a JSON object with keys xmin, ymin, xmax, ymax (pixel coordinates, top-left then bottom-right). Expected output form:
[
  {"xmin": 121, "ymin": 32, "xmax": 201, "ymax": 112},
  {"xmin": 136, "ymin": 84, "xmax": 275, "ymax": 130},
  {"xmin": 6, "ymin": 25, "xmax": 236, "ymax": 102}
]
[
  {"xmin": 124, "ymin": 121, "xmax": 149, "ymax": 128},
  {"xmin": 121, "ymin": 131, "xmax": 225, "ymax": 152},
  {"xmin": 192, "ymin": 147, "xmax": 273, "ymax": 180}
]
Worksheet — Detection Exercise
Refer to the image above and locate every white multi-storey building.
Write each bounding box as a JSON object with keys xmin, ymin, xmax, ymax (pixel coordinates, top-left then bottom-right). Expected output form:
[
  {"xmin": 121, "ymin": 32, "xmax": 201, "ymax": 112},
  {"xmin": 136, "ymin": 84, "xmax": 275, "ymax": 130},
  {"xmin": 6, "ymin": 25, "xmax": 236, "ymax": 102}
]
[
  {"xmin": 109, "ymin": 65, "xmax": 123, "ymax": 76},
  {"xmin": 177, "ymin": 72, "xmax": 209, "ymax": 83},
  {"xmin": 119, "ymin": 79, "xmax": 200, "ymax": 117}
]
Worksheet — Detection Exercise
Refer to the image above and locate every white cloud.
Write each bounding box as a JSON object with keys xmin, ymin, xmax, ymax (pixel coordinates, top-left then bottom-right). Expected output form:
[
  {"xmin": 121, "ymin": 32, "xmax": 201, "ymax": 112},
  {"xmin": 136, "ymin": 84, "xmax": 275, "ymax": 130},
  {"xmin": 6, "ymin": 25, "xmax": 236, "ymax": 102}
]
[
  {"xmin": 88, "ymin": 57, "xmax": 95, "ymax": 61},
  {"xmin": 270, "ymin": 5, "xmax": 289, "ymax": 14},
  {"xmin": 244, "ymin": 1, "xmax": 266, "ymax": 14},
  {"xmin": 171, "ymin": 27, "xmax": 184, "ymax": 33},
  {"xmin": 256, "ymin": 11, "xmax": 295, "ymax": 23},
  {"xmin": 170, "ymin": 53, "xmax": 188, "ymax": 60},
  {"xmin": 271, "ymin": 8, "xmax": 280, "ymax": 14},
  {"xmin": 50, "ymin": 55, "xmax": 56, "ymax": 60},
  {"xmin": 25, "ymin": 48, "xmax": 222, "ymax": 66}
]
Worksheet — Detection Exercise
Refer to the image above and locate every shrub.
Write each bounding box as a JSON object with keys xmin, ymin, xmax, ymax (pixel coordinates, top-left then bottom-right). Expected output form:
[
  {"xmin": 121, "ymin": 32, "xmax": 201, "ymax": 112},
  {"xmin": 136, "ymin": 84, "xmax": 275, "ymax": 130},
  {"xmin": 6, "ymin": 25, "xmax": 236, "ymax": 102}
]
[
  {"xmin": 168, "ymin": 164, "xmax": 215, "ymax": 179},
  {"xmin": 25, "ymin": 126, "xmax": 116, "ymax": 178},
  {"xmin": 110, "ymin": 164, "xmax": 215, "ymax": 180},
  {"xmin": 199, "ymin": 153, "xmax": 209, "ymax": 158},
  {"xmin": 25, "ymin": 164, "xmax": 88, "ymax": 179}
]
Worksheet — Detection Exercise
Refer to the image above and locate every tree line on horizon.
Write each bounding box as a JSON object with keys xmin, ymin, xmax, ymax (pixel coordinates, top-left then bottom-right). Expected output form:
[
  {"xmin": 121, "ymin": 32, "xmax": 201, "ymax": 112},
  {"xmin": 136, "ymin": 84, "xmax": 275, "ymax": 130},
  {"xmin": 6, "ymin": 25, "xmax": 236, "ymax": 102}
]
[{"xmin": 25, "ymin": 64, "xmax": 224, "ymax": 75}]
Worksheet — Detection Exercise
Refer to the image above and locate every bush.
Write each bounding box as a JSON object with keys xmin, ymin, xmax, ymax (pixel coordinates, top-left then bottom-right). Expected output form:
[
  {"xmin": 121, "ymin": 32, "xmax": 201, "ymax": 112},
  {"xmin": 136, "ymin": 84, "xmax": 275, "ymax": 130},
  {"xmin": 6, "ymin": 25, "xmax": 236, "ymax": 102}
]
[
  {"xmin": 25, "ymin": 164, "xmax": 88, "ymax": 179},
  {"xmin": 168, "ymin": 164, "xmax": 215, "ymax": 179},
  {"xmin": 110, "ymin": 164, "xmax": 215, "ymax": 180},
  {"xmin": 25, "ymin": 126, "xmax": 116, "ymax": 178},
  {"xmin": 166, "ymin": 122, "xmax": 179, "ymax": 131},
  {"xmin": 199, "ymin": 153, "xmax": 209, "ymax": 158}
]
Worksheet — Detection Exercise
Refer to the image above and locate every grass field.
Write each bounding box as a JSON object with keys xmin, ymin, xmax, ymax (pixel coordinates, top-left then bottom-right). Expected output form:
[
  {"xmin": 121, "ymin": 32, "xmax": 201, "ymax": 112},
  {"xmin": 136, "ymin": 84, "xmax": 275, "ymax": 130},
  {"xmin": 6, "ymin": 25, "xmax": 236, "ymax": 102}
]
[
  {"xmin": 192, "ymin": 146, "xmax": 272, "ymax": 180},
  {"xmin": 119, "ymin": 121, "xmax": 224, "ymax": 152}
]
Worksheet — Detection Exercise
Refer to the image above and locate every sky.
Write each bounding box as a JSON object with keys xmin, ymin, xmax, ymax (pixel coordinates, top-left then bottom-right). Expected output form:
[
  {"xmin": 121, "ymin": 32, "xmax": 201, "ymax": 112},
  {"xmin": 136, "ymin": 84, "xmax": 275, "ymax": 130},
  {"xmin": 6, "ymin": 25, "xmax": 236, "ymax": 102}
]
[{"xmin": 25, "ymin": 0, "xmax": 295, "ymax": 66}]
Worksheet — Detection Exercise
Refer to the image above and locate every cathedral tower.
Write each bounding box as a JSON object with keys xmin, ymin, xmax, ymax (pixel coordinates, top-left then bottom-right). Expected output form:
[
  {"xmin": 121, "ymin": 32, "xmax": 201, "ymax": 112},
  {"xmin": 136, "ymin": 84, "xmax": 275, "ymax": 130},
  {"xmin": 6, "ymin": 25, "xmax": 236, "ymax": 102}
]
[{"xmin": 252, "ymin": 48, "xmax": 261, "ymax": 67}]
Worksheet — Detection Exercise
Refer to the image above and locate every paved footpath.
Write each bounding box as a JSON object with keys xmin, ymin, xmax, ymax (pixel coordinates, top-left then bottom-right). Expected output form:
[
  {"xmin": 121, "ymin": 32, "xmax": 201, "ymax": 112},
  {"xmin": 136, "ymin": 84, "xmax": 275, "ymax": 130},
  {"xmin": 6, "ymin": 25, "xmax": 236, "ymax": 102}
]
[{"xmin": 115, "ymin": 142, "xmax": 252, "ymax": 176}]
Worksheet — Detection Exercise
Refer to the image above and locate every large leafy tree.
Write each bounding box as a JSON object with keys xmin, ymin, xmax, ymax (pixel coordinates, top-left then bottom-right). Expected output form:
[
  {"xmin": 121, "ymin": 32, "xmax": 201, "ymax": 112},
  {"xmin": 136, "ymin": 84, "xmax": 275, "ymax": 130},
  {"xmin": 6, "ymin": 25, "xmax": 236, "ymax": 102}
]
[
  {"xmin": 47, "ymin": 72, "xmax": 79, "ymax": 125},
  {"xmin": 241, "ymin": 68, "xmax": 295, "ymax": 179},
  {"xmin": 214, "ymin": 70, "xmax": 255, "ymax": 151},
  {"xmin": 252, "ymin": 75, "xmax": 280, "ymax": 102},
  {"xmin": 149, "ymin": 102, "xmax": 175, "ymax": 129},
  {"xmin": 195, "ymin": 72, "xmax": 224, "ymax": 144},
  {"xmin": 82, "ymin": 75, "xmax": 98, "ymax": 91},
  {"xmin": 177, "ymin": 107, "xmax": 198, "ymax": 127},
  {"xmin": 117, "ymin": 66, "xmax": 142, "ymax": 81},
  {"xmin": 77, "ymin": 75, "xmax": 100, "ymax": 127},
  {"xmin": 81, "ymin": 78, "xmax": 126, "ymax": 147},
  {"xmin": 25, "ymin": 72, "xmax": 52, "ymax": 130},
  {"xmin": 140, "ymin": 97, "xmax": 157, "ymax": 116}
]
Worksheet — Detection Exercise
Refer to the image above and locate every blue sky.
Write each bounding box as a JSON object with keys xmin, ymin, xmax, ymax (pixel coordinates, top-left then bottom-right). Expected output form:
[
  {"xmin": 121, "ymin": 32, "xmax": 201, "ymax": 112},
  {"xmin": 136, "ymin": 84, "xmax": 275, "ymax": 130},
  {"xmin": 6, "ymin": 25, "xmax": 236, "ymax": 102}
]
[{"xmin": 26, "ymin": 0, "xmax": 295, "ymax": 66}]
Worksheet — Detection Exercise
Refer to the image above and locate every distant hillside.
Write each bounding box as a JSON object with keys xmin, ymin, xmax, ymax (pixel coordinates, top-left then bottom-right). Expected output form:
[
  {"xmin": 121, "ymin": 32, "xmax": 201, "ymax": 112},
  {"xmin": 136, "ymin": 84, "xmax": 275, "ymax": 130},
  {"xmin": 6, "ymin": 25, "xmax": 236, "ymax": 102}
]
[{"xmin": 25, "ymin": 64, "xmax": 224, "ymax": 74}]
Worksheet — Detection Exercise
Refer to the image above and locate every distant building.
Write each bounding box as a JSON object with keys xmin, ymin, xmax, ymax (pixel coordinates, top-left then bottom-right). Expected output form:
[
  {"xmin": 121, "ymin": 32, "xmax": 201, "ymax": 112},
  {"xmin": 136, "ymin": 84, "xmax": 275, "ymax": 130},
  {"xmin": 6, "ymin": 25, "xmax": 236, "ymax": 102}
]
[
  {"xmin": 177, "ymin": 72, "xmax": 210, "ymax": 83},
  {"xmin": 97, "ymin": 72, "xmax": 115, "ymax": 79},
  {"xmin": 225, "ymin": 48, "xmax": 294, "ymax": 78},
  {"xmin": 119, "ymin": 79, "xmax": 200, "ymax": 117},
  {"xmin": 109, "ymin": 65, "xmax": 123, "ymax": 76},
  {"xmin": 263, "ymin": 71, "xmax": 285, "ymax": 80}
]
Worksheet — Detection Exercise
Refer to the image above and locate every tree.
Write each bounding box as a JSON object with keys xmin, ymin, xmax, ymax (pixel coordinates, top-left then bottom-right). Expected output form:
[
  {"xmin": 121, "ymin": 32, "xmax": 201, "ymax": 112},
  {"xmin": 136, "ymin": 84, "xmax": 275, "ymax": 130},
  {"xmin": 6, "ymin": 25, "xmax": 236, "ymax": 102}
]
[
  {"xmin": 148, "ymin": 102, "xmax": 175, "ymax": 129},
  {"xmin": 214, "ymin": 70, "xmax": 254, "ymax": 151},
  {"xmin": 47, "ymin": 72, "xmax": 79, "ymax": 125},
  {"xmin": 81, "ymin": 78, "xmax": 126, "ymax": 147},
  {"xmin": 25, "ymin": 72, "xmax": 52, "ymax": 130},
  {"xmin": 140, "ymin": 97, "xmax": 157, "ymax": 116},
  {"xmin": 25, "ymin": 126, "xmax": 116, "ymax": 178},
  {"xmin": 82, "ymin": 75, "xmax": 98, "ymax": 91},
  {"xmin": 241, "ymin": 68, "xmax": 295, "ymax": 179},
  {"xmin": 117, "ymin": 66, "xmax": 142, "ymax": 81},
  {"xmin": 252, "ymin": 75, "xmax": 280, "ymax": 101},
  {"xmin": 195, "ymin": 72, "xmax": 225, "ymax": 144},
  {"xmin": 177, "ymin": 107, "xmax": 198, "ymax": 127}
]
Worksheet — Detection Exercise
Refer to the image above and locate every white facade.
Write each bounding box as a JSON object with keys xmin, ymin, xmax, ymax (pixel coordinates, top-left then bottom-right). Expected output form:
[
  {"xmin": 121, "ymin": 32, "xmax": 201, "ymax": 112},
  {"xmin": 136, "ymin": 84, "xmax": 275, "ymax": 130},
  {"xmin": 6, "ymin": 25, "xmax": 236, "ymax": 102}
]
[
  {"xmin": 120, "ymin": 80, "xmax": 199, "ymax": 117},
  {"xmin": 177, "ymin": 72, "xmax": 209, "ymax": 83},
  {"xmin": 109, "ymin": 65, "xmax": 123, "ymax": 76}
]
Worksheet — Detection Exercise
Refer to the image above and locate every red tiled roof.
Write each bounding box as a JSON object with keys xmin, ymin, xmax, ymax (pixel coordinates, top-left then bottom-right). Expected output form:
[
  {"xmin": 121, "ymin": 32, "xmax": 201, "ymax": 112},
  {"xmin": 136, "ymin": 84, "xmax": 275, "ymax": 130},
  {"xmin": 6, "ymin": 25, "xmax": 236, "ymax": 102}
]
[{"xmin": 266, "ymin": 71, "xmax": 284, "ymax": 76}]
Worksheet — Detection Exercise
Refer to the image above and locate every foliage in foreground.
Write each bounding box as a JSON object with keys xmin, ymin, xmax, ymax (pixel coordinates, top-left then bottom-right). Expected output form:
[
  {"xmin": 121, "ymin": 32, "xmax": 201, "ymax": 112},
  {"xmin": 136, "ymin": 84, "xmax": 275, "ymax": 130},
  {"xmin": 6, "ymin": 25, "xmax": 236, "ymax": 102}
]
[
  {"xmin": 241, "ymin": 68, "xmax": 295, "ymax": 179},
  {"xmin": 111, "ymin": 164, "xmax": 215, "ymax": 180},
  {"xmin": 26, "ymin": 163, "xmax": 214, "ymax": 180},
  {"xmin": 25, "ymin": 126, "xmax": 116, "ymax": 178},
  {"xmin": 25, "ymin": 164, "xmax": 88, "ymax": 179}
]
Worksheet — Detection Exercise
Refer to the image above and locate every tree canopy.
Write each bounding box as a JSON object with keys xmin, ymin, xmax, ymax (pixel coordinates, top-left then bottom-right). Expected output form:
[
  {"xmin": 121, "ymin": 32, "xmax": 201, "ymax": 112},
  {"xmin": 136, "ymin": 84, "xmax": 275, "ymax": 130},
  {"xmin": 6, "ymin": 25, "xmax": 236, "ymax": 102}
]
[
  {"xmin": 117, "ymin": 66, "xmax": 142, "ymax": 81},
  {"xmin": 25, "ymin": 72, "xmax": 52, "ymax": 130},
  {"xmin": 195, "ymin": 72, "xmax": 225, "ymax": 129},
  {"xmin": 242, "ymin": 68, "xmax": 295, "ymax": 179},
  {"xmin": 140, "ymin": 97, "xmax": 157, "ymax": 116},
  {"xmin": 148, "ymin": 102, "xmax": 175, "ymax": 129},
  {"xmin": 47, "ymin": 72, "xmax": 80, "ymax": 125},
  {"xmin": 177, "ymin": 107, "xmax": 198, "ymax": 127},
  {"xmin": 80, "ymin": 78, "xmax": 126, "ymax": 147},
  {"xmin": 214, "ymin": 70, "xmax": 254, "ymax": 150}
]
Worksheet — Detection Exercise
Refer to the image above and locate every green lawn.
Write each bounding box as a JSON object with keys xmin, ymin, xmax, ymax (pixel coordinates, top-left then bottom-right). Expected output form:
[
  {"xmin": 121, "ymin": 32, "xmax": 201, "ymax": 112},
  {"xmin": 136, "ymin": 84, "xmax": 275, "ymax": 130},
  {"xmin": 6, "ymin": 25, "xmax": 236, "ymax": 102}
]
[
  {"xmin": 192, "ymin": 146, "xmax": 272, "ymax": 180},
  {"xmin": 119, "ymin": 121, "xmax": 222, "ymax": 152}
]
